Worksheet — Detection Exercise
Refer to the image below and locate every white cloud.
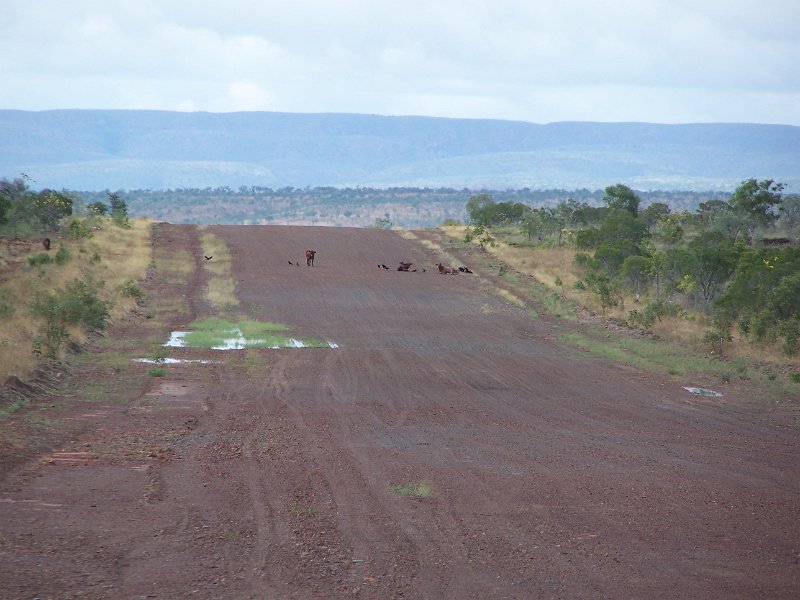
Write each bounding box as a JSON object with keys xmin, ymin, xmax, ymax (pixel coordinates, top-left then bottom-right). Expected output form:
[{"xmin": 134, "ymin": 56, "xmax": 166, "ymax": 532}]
[{"xmin": 1, "ymin": 0, "xmax": 799, "ymax": 123}]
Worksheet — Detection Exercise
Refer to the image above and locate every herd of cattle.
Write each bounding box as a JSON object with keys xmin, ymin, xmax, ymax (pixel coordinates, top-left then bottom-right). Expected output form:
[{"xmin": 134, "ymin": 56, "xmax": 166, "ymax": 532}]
[{"xmin": 291, "ymin": 249, "xmax": 473, "ymax": 274}]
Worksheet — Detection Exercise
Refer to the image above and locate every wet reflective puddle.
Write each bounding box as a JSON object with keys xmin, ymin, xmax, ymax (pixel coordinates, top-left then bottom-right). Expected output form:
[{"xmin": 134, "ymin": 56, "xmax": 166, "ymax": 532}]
[
  {"xmin": 163, "ymin": 318, "xmax": 339, "ymax": 350},
  {"xmin": 683, "ymin": 386, "xmax": 723, "ymax": 397}
]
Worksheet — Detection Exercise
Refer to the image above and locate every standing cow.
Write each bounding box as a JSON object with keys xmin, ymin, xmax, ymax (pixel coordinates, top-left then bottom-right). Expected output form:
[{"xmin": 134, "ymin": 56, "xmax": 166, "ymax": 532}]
[{"xmin": 305, "ymin": 249, "xmax": 316, "ymax": 266}]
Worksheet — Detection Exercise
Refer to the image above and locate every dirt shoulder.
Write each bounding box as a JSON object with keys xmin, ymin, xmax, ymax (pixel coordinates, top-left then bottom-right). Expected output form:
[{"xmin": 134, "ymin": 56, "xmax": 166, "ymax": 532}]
[{"xmin": 1, "ymin": 224, "xmax": 799, "ymax": 599}]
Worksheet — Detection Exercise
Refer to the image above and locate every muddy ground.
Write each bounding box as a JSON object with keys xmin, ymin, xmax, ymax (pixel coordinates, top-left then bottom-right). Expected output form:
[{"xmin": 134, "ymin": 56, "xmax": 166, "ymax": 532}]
[{"xmin": 1, "ymin": 224, "xmax": 799, "ymax": 599}]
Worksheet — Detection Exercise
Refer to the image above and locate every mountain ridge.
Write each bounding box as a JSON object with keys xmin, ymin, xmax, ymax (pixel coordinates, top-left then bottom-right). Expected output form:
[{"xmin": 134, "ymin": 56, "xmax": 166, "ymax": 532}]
[{"xmin": 1, "ymin": 109, "xmax": 798, "ymax": 191}]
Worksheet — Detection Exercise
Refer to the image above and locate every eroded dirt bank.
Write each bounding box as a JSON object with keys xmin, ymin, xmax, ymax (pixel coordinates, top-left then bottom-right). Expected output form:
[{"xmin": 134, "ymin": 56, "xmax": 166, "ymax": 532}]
[{"xmin": 1, "ymin": 224, "xmax": 799, "ymax": 599}]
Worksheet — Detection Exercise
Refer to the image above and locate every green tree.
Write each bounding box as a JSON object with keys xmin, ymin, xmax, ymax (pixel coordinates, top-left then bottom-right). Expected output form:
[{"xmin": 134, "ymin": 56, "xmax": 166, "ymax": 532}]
[
  {"xmin": 34, "ymin": 189, "xmax": 73, "ymax": 231},
  {"xmin": 778, "ymin": 195, "xmax": 800, "ymax": 230},
  {"xmin": 108, "ymin": 192, "xmax": 130, "ymax": 228},
  {"xmin": 620, "ymin": 255, "xmax": 651, "ymax": 299},
  {"xmin": 640, "ymin": 202, "xmax": 670, "ymax": 229},
  {"xmin": 729, "ymin": 178, "xmax": 785, "ymax": 233},
  {"xmin": 678, "ymin": 231, "xmax": 739, "ymax": 310},
  {"xmin": 603, "ymin": 184, "xmax": 640, "ymax": 217},
  {"xmin": 87, "ymin": 201, "xmax": 109, "ymax": 216},
  {"xmin": 465, "ymin": 193, "xmax": 495, "ymax": 225}
]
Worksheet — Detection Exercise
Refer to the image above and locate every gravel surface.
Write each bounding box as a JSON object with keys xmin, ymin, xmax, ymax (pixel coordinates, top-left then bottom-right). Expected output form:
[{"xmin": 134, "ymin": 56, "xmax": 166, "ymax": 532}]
[{"xmin": 1, "ymin": 223, "xmax": 799, "ymax": 599}]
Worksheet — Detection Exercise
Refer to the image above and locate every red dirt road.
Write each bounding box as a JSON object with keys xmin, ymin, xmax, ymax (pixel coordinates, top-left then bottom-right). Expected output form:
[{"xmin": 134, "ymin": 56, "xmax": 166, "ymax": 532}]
[{"xmin": 2, "ymin": 224, "xmax": 799, "ymax": 599}]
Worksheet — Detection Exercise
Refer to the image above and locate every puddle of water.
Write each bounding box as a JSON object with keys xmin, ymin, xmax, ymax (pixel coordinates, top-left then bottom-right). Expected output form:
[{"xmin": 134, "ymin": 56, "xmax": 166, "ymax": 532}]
[
  {"xmin": 163, "ymin": 325, "xmax": 339, "ymax": 350},
  {"xmin": 683, "ymin": 386, "xmax": 723, "ymax": 397},
  {"xmin": 134, "ymin": 357, "xmax": 219, "ymax": 364}
]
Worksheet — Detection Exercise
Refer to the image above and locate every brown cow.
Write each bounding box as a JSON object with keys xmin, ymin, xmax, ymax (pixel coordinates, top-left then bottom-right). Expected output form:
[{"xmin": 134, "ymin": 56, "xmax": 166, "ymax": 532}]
[
  {"xmin": 436, "ymin": 262, "xmax": 457, "ymax": 274},
  {"xmin": 397, "ymin": 261, "xmax": 413, "ymax": 271},
  {"xmin": 305, "ymin": 249, "xmax": 316, "ymax": 266}
]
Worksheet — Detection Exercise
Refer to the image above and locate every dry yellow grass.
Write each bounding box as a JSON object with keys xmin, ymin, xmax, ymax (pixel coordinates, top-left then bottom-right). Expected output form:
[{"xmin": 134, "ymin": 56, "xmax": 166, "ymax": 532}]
[
  {"xmin": 199, "ymin": 230, "xmax": 239, "ymax": 313},
  {"xmin": 0, "ymin": 218, "xmax": 153, "ymax": 381}
]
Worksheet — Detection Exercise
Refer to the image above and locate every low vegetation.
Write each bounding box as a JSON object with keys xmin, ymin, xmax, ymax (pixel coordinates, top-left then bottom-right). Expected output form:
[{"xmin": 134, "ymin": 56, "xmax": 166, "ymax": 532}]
[{"xmin": 1, "ymin": 176, "xmax": 152, "ymax": 382}]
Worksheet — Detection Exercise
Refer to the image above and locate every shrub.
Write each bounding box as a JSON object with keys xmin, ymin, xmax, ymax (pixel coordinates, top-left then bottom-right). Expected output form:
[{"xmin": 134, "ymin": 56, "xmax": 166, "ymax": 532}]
[
  {"xmin": 28, "ymin": 276, "xmax": 112, "ymax": 358},
  {"xmin": 28, "ymin": 253, "xmax": 52, "ymax": 267},
  {"xmin": 573, "ymin": 252, "xmax": 594, "ymax": 270},
  {"xmin": 119, "ymin": 279, "xmax": 146, "ymax": 305},
  {"xmin": 69, "ymin": 218, "xmax": 93, "ymax": 239},
  {"xmin": 54, "ymin": 245, "xmax": 70, "ymax": 265},
  {"xmin": 789, "ymin": 372, "xmax": 800, "ymax": 384}
]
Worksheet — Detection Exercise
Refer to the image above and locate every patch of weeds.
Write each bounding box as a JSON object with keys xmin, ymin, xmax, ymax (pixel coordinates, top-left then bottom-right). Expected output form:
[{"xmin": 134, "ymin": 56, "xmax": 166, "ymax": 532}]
[
  {"xmin": 54, "ymin": 246, "xmax": 70, "ymax": 265},
  {"xmin": 390, "ymin": 481, "xmax": 433, "ymax": 498},
  {"xmin": 151, "ymin": 347, "xmax": 170, "ymax": 363},
  {"xmin": 0, "ymin": 287, "xmax": 15, "ymax": 320},
  {"xmin": 556, "ymin": 331, "xmax": 710, "ymax": 378},
  {"xmin": 498, "ymin": 265, "xmax": 508, "ymax": 276},
  {"xmin": 119, "ymin": 279, "xmax": 146, "ymax": 305},
  {"xmin": 731, "ymin": 358, "xmax": 750, "ymax": 380},
  {"xmin": 288, "ymin": 502, "xmax": 316, "ymax": 518},
  {"xmin": 789, "ymin": 372, "xmax": 800, "ymax": 384},
  {"xmin": 28, "ymin": 253, "xmax": 52, "ymax": 267},
  {"xmin": 764, "ymin": 368, "xmax": 778, "ymax": 381},
  {"xmin": 148, "ymin": 367, "xmax": 168, "ymax": 377},
  {"xmin": 0, "ymin": 396, "xmax": 29, "ymax": 417}
]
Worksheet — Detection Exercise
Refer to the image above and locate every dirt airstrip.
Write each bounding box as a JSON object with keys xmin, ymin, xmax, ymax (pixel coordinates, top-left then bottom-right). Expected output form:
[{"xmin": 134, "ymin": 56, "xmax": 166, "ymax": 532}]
[{"xmin": 1, "ymin": 224, "xmax": 799, "ymax": 599}]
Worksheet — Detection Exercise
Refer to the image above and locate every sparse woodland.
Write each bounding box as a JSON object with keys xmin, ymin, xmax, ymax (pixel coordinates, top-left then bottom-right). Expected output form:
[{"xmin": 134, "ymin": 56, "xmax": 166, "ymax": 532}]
[{"xmin": 461, "ymin": 180, "xmax": 800, "ymax": 373}]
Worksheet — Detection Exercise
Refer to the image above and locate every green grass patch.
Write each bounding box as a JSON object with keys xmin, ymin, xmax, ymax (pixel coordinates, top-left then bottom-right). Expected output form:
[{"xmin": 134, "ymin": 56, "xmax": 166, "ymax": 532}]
[
  {"xmin": 176, "ymin": 318, "xmax": 332, "ymax": 349},
  {"xmin": 557, "ymin": 331, "xmax": 718, "ymax": 377},
  {"xmin": 390, "ymin": 481, "xmax": 433, "ymax": 498},
  {"xmin": 190, "ymin": 318, "xmax": 289, "ymax": 335}
]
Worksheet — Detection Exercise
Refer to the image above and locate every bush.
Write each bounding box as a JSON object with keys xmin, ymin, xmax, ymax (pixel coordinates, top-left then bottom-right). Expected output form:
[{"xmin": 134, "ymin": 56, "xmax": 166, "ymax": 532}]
[
  {"xmin": 789, "ymin": 372, "xmax": 800, "ymax": 384},
  {"xmin": 28, "ymin": 253, "xmax": 53, "ymax": 267},
  {"xmin": 119, "ymin": 279, "xmax": 146, "ymax": 305},
  {"xmin": 573, "ymin": 252, "xmax": 594, "ymax": 270},
  {"xmin": 28, "ymin": 276, "xmax": 112, "ymax": 358},
  {"xmin": 54, "ymin": 245, "xmax": 70, "ymax": 265},
  {"xmin": 68, "ymin": 218, "xmax": 93, "ymax": 239}
]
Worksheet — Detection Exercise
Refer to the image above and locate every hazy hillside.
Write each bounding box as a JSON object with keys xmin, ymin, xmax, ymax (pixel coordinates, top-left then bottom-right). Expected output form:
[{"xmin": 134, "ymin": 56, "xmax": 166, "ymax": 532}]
[{"xmin": 1, "ymin": 110, "xmax": 798, "ymax": 191}]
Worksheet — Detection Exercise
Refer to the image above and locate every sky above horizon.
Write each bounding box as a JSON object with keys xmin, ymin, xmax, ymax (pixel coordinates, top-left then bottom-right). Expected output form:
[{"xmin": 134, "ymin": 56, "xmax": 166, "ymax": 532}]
[{"xmin": 2, "ymin": 0, "xmax": 799, "ymax": 125}]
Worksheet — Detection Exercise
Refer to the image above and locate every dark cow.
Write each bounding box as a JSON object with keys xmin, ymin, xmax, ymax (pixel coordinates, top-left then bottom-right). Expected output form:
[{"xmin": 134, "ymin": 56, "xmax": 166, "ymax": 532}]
[
  {"xmin": 305, "ymin": 249, "xmax": 316, "ymax": 266},
  {"xmin": 397, "ymin": 261, "xmax": 413, "ymax": 272},
  {"xmin": 43, "ymin": 238, "xmax": 51, "ymax": 251}
]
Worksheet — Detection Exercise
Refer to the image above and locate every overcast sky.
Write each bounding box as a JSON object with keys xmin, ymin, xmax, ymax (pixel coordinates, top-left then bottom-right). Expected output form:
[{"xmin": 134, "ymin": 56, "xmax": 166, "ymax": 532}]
[{"xmin": 2, "ymin": 0, "xmax": 799, "ymax": 125}]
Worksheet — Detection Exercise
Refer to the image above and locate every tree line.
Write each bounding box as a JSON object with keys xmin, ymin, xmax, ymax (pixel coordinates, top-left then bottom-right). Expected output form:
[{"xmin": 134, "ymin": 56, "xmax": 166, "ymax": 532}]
[
  {"xmin": 465, "ymin": 180, "xmax": 800, "ymax": 355},
  {"xmin": 1, "ymin": 175, "xmax": 130, "ymax": 235}
]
